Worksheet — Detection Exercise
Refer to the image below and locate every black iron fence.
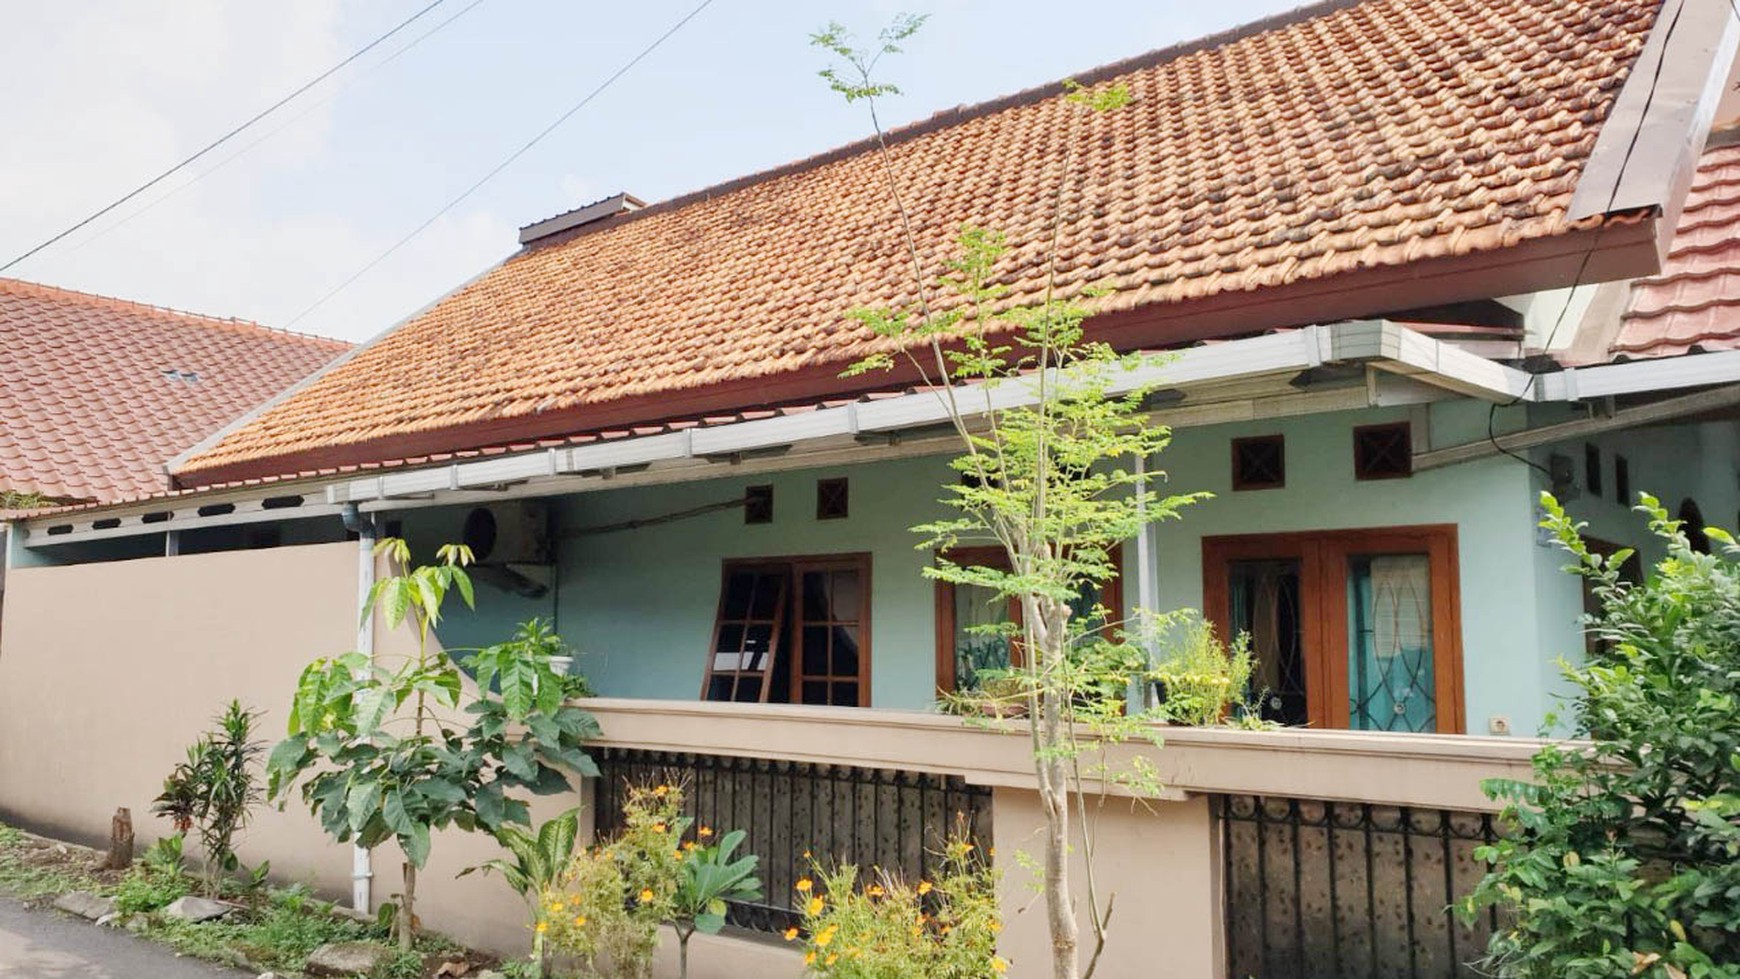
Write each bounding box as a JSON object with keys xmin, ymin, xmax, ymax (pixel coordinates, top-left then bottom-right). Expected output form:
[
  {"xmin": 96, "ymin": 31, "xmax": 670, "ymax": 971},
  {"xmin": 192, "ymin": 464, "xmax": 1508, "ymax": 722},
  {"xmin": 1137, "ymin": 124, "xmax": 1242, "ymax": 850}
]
[
  {"xmin": 1216, "ymin": 795, "xmax": 1502, "ymax": 979},
  {"xmin": 592, "ymin": 747, "xmax": 994, "ymax": 933}
]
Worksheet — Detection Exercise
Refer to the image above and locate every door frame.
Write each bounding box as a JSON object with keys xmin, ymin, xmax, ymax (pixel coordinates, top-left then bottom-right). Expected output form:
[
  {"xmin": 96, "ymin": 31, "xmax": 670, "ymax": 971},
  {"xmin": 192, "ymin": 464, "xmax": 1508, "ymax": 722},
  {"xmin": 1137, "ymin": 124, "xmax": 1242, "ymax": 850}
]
[{"xmin": 1201, "ymin": 525, "xmax": 1465, "ymax": 733}]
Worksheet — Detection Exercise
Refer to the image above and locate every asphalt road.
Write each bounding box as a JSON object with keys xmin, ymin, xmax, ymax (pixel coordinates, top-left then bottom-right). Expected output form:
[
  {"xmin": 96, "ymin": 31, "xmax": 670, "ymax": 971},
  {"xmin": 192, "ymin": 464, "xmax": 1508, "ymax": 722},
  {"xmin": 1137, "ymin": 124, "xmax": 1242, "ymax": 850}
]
[{"xmin": 0, "ymin": 899, "xmax": 248, "ymax": 978}]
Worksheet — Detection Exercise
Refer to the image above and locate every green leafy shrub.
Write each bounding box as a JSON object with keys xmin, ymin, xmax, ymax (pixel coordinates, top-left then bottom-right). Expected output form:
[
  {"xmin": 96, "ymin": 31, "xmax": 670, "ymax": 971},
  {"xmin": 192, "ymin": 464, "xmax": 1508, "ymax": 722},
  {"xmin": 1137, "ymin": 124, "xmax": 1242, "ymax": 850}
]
[
  {"xmin": 1152, "ymin": 616, "xmax": 1258, "ymax": 727},
  {"xmin": 152, "ymin": 700, "xmax": 265, "ymax": 895},
  {"xmin": 790, "ymin": 834, "xmax": 1004, "ymax": 977},
  {"xmin": 1461, "ymin": 494, "xmax": 1740, "ymax": 978}
]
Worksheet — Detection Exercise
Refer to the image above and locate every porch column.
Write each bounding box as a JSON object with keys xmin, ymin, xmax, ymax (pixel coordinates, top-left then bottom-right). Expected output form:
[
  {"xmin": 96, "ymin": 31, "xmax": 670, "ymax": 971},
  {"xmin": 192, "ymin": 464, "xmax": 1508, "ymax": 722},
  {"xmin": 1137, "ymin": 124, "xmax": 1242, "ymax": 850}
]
[{"xmin": 1134, "ymin": 453, "xmax": 1162, "ymax": 706}]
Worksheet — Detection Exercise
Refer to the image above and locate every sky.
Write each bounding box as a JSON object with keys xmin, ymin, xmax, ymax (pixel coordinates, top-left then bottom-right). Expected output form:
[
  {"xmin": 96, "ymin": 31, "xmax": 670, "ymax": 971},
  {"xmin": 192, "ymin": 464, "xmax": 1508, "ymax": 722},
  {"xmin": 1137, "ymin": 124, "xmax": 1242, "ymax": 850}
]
[{"xmin": 0, "ymin": 0, "xmax": 1301, "ymax": 343}]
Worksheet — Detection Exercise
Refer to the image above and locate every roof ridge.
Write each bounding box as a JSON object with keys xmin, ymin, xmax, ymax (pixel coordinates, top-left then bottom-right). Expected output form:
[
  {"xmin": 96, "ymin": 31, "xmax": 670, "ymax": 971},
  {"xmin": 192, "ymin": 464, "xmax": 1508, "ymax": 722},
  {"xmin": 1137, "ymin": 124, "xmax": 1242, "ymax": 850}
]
[
  {"xmin": 520, "ymin": 0, "xmax": 1370, "ymax": 254},
  {"xmin": 0, "ymin": 276, "xmax": 349, "ymax": 349}
]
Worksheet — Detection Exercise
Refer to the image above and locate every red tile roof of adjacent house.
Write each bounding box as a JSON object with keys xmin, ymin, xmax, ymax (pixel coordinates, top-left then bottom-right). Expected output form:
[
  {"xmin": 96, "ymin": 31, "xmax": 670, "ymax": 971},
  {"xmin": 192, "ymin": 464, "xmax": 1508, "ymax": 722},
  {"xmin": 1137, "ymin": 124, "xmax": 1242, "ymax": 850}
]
[
  {"xmin": 1613, "ymin": 138, "xmax": 1740, "ymax": 359},
  {"xmin": 0, "ymin": 278, "xmax": 350, "ymax": 505},
  {"xmin": 175, "ymin": 0, "xmax": 1664, "ymax": 487}
]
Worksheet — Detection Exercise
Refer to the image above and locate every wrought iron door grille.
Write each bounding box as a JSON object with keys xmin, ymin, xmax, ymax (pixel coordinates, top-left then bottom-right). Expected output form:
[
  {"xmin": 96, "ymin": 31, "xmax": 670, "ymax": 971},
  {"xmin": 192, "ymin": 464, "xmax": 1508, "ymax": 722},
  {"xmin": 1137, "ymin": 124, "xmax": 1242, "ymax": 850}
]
[
  {"xmin": 1216, "ymin": 794, "xmax": 1502, "ymax": 979},
  {"xmin": 593, "ymin": 747, "xmax": 993, "ymax": 933}
]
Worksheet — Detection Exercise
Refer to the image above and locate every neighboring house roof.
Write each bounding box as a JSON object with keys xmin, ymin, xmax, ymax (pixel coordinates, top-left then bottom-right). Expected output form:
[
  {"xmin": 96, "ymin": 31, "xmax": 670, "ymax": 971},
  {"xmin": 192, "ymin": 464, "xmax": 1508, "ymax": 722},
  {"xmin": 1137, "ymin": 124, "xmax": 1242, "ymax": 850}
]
[
  {"xmin": 0, "ymin": 278, "xmax": 350, "ymax": 504},
  {"xmin": 1613, "ymin": 138, "xmax": 1740, "ymax": 359},
  {"xmin": 175, "ymin": 0, "xmax": 1665, "ymax": 487}
]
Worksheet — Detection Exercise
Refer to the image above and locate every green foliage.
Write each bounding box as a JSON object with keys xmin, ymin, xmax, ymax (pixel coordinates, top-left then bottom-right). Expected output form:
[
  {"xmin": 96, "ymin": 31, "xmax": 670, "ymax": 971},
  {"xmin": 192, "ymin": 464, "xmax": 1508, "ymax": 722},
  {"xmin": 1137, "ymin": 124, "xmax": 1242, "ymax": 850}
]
[
  {"xmin": 464, "ymin": 807, "xmax": 581, "ymax": 911},
  {"xmin": 113, "ymin": 850, "xmax": 192, "ymax": 914},
  {"xmin": 1151, "ymin": 616, "xmax": 1261, "ymax": 727},
  {"xmin": 268, "ymin": 540, "xmax": 600, "ymax": 950},
  {"xmin": 811, "ymin": 15, "xmax": 926, "ymax": 104},
  {"xmin": 152, "ymin": 700, "xmax": 264, "ymax": 895},
  {"xmin": 1462, "ymin": 494, "xmax": 1740, "ymax": 978},
  {"xmin": 791, "ymin": 834, "xmax": 1004, "ymax": 977},
  {"xmin": 542, "ymin": 782, "xmax": 758, "ymax": 979}
]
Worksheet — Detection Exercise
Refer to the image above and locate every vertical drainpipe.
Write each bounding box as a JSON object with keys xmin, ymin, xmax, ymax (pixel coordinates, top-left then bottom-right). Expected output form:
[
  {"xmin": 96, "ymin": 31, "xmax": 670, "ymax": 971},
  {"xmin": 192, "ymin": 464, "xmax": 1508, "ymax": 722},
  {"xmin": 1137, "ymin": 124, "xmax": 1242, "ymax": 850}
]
[
  {"xmin": 347, "ymin": 504, "xmax": 375, "ymax": 912},
  {"xmin": 1134, "ymin": 454, "xmax": 1162, "ymax": 709}
]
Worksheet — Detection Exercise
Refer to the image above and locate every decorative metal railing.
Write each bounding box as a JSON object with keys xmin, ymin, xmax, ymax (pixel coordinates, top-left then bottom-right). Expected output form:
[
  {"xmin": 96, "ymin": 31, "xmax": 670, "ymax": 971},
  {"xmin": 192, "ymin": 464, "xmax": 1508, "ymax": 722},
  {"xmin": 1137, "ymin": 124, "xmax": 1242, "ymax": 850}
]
[
  {"xmin": 592, "ymin": 747, "xmax": 994, "ymax": 933},
  {"xmin": 1216, "ymin": 795, "xmax": 1502, "ymax": 979}
]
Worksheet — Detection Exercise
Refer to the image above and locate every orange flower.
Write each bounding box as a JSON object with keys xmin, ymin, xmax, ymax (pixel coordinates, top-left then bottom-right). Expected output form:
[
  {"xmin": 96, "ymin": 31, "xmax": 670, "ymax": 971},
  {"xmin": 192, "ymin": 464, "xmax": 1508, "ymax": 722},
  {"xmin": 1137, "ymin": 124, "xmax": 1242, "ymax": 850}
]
[
  {"xmin": 573, "ymin": 915, "xmax": 587, "ymax": 927},
  {"xmin": 806, "ymin": 896, "xmax": 825, "ymax": 916},
  {"xmin": 654, "ymin": 784, "xmax": 670, "ymax": 797},
  {"xmin": 652, "ymin": 822, "xmax": 668, "ymax": 833},
  {"xmin": 916, "ymin": 880, "xmax": 933, "ymax": 896},
  {"xmin": 815, "ymin": 925, "xmax": 838, "ymax": 947},
  {"xmin": 782, "ymin": 927, "xmax": 800, "ymax": 942},
  {"xmin": 639, "ymin": 888, "xmax": 655, "ymax": 903},
  {"xmin": 795, "ymin": 878, "xmax": 813, "ymax": 892},
  {"xmin": 804, "ymin": 951, "xmax": 816, "ymax": 966},
  {"xmin": 825, "ymin": 954, "xmax": 839, "ymax": 966},
  {"xmin": 697, "ymin": 826, "xmax": 713, "ymax": 838},
  {"xmin": 865, "ymin": 884, "xmax": 884, "ymax": 898}
]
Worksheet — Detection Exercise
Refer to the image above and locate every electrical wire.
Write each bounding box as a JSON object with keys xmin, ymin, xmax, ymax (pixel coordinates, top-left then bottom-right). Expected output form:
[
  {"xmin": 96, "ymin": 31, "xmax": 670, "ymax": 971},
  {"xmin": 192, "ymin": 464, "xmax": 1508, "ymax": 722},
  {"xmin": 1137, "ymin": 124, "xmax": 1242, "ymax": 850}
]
[
  {"xmin": 0, "ymin": 0, "xmax": 455, "ymax": 275},
  {"xmin": 283, "ymin": 0, "xmax": 721, "ymax": 330},
  {"xmin": 1483, "ymin": 0, "xmax": 1695, "ymax": 478},
  {"xmin": 67, "ymin": 0, "xmax": 492, "ymax": 254}
]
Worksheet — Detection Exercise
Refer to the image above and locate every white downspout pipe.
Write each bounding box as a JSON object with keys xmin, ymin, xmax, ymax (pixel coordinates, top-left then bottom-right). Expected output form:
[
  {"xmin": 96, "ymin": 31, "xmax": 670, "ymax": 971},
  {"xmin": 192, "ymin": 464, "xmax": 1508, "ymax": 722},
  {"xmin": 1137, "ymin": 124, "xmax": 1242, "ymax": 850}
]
[
  {"xmin": 348, "ymin": 506, "xmax": 375, "ymax": 912},
  {"xmin": 1134, "ymin": 453, "xmax": 1162, "ymax": 708}
]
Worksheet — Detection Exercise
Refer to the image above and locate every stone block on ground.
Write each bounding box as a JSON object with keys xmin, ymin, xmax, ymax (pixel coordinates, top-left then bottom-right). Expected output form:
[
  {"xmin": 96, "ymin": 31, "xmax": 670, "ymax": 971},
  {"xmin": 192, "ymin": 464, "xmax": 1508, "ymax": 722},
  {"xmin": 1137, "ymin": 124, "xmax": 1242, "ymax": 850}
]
[
  {"xmin": 163, "ymin": 895, "xmax": 240, "ymax": 923},
  {"xmin": 51, "ymin": 891, "xmax": 115, "ymax": 920},
  {"xmin": 305, "ymin": 941, "xmax": 394, "ymax": 977}
]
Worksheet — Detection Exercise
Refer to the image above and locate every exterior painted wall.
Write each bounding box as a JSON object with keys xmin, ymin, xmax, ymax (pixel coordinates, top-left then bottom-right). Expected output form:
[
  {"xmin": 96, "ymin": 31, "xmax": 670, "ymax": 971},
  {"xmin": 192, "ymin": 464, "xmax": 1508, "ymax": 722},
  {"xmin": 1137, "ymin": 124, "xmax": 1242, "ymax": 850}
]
[
  {"xmin": 408, "ymin": 401, "xmax": 1594, "ymax": 734},
  {"xmin": 0, "ymin": 543, "xmax": 359, "ymax": 895}
]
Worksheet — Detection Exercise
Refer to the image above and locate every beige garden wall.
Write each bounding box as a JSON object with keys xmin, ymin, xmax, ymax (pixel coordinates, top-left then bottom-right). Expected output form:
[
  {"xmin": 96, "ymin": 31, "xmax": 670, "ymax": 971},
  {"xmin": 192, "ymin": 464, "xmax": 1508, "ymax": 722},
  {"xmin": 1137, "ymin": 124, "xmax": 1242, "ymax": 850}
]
[{"xmin": 0, "ymin": 543, "xmax": 358, "ymax": 894}]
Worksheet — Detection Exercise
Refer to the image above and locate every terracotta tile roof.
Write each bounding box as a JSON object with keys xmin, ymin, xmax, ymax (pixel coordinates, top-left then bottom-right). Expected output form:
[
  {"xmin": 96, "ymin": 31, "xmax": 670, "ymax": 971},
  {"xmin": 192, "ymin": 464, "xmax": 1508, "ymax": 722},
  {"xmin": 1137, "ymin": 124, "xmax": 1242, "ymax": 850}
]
[
  {"xmin": 177, "ymin": 0, "xmax": 1663, "ymax": 486},
  {"xmin": 1613, "ymin": 139, "xmax": 1740, "ymax": 359},
  {"xmin": 0, "ymin": 278, "xmax": 350, "ymax": 504}
]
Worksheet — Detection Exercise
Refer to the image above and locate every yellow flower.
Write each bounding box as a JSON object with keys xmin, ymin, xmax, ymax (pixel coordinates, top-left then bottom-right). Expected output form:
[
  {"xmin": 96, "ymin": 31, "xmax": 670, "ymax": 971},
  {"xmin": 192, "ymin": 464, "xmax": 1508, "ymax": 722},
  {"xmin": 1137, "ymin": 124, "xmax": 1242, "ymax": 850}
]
[
  {"xmin": 990, "ymin": 920, "xmax": 1004, "ymax": 934},
  {"xmin": 806, "ymin": 896, "xmax": 825, "ymax": 916},
  {"xmin": 916, "ymin": 880, "xmax": 933, "ymax": 896},
  {"xmin": 804, "ymin": 951, "xmax": 816, "ymax": 966},
  {"xmin": 683, "ymin": 841, "xmax": 698, "ymax": 851},
  {"xmin": 825, "ymin": 954, "xmax": 838, "ymax": 966},
  {"xmin": 546, "ymin": 902, "xmax": 563, "ymax": 913},
  {"xmin": 653, "ymin": 822, "xmax": 668, "ymax": 833},
  {"xmin": 815, "ymin": 925, "xmax": 838, "ymax": 947},
  {"xmin": 865, "ymin": 884, "xmax": 884, "ymax": 898},
  {"xmin": 654, "ymin": 784, "xmax": 670, "ymax": 797},
  {"xmin": 697, "ymin": 826, "xmax": 713, "ymax": 838},
  {"xmin": 535, "ymin": 921, "xmax": 549, "ymax": 934},
  {"xmin": 639, "ymin": 888, "xmax": 655, "ymax": 903},
  {"xmin": 782, "ymin": 927, "xmax": 800, "ymax": 942},
  {"xmin": 992, "ymin": 956, "xmax": 1009, "ymax": 973},
  {"xmin": 573, "ymin": 915, "xmax": 587, "ymax": 927},
  {"xmin": 795, "ymin": 877, "xmax": 813, "ymax": 892}
]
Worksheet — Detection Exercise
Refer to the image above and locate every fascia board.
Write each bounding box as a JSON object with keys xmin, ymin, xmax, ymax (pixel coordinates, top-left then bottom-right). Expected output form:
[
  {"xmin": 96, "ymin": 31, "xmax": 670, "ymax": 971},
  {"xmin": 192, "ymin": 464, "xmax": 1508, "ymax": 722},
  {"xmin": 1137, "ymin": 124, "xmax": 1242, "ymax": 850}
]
[{"xmin": 1538, "ymin": 348, "xmax": 1740, "ymax": 400}]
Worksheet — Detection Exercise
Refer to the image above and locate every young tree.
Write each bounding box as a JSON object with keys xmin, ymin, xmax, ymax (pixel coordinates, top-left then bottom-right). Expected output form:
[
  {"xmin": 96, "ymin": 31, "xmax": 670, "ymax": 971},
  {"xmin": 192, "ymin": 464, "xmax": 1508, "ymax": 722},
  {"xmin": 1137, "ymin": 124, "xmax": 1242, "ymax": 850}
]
[
  {"xmin": 1463, "ymin": 495, "xmax": 1740, "ymax": 978},
  {"xmin": 813, "ymin": 21, "xmax": 1208, "ymax": 979},
  {"xmin": 267, "ymin": 541, "xmax": 601, "ymax": 950}
]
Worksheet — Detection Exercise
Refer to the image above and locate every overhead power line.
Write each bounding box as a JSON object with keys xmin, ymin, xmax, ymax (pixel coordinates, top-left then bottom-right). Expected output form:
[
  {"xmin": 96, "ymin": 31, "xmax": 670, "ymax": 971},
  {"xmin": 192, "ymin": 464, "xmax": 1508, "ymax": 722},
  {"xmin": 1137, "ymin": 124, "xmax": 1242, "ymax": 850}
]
[
  {"xmin": 70, "ymin": 0, "xmax": 492, "ymax": 253},
  {"xmin": 284, "ymin": 0, "xmax": 722, "ymax": 329},
  {"xmin": 0, "ymin": 0, "xmax": 455, "ymax": 274}
]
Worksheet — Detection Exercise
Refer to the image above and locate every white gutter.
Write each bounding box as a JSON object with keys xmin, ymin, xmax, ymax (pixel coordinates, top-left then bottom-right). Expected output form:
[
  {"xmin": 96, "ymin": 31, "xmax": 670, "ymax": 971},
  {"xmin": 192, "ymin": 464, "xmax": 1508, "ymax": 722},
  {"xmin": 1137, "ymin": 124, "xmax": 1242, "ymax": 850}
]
[{"xmin": 24, "ymin": 320, "xmax": 1740, "ymax": 548}]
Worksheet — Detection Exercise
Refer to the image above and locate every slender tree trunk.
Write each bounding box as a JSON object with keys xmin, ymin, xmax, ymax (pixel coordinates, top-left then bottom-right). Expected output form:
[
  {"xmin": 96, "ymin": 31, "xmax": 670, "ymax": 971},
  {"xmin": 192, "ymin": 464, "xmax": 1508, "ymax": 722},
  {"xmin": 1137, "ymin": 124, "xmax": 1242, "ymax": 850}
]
[
  {"xmin": 399, "ymin": 861, "xmax": 417, "ymax": 951},
  {"xmin": 1029, "ymin": 596, "xmax": 1079, "ymax": 979},
  {"xmin": 677, "ymin": 927, "xmax": 691, "ymax": 979}
]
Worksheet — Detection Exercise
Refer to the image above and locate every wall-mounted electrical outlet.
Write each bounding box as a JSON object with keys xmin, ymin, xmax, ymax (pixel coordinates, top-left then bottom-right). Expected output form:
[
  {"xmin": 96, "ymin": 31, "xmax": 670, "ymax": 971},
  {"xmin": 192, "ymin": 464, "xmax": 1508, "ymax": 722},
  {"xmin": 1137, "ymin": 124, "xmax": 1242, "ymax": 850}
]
[{"xmin": 1488, "ymin": 715, "xmax": 1512, "ymax": 736}]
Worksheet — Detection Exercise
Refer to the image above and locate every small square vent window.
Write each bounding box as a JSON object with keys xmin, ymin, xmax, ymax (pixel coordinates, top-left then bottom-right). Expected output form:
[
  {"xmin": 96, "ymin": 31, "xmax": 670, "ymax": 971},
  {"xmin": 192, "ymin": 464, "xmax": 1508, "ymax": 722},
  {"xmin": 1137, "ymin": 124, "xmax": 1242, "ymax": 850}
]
[
  {"xmin": 1353, "ymin": 423, "xmax": 1412, "ymax": 480},
  {"xmin": 744, "ymin": 485, "xmax": 774, "ymax": 524},
  {"xmin": 1231, "ymin": 435, "xmax": 1285, "ymax": 490},
  {"xmin": 817, "ymin": 477, "xmax": 849, "ymax": 520},
  {"xmin": 1585, "ymin": 443, "xmax": 1603, "ymax": 497}
]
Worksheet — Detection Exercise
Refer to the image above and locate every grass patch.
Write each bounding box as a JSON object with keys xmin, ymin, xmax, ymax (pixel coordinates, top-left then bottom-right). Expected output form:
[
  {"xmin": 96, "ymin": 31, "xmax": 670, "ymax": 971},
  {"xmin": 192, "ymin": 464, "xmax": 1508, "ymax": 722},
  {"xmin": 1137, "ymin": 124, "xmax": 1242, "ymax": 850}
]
[{"xmin": 0, "ymin": 820, "xmax": 475, "ymax": 978}]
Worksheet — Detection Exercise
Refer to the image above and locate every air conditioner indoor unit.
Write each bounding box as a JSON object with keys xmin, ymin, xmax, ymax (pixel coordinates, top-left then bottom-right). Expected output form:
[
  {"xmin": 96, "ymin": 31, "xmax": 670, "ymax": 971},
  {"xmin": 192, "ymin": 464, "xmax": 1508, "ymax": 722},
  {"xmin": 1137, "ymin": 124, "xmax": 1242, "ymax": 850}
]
[{"xmin": 461, "ymin": 500, "xmax": 552, "ymax": 567}]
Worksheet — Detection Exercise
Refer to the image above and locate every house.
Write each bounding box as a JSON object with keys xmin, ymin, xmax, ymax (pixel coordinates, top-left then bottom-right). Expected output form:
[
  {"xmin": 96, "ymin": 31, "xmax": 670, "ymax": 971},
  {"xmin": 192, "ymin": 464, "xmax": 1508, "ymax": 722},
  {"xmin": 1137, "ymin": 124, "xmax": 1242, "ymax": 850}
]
[{"xmin": 3, "ymin": 0, "xmax": 1738, "ymax": 975}]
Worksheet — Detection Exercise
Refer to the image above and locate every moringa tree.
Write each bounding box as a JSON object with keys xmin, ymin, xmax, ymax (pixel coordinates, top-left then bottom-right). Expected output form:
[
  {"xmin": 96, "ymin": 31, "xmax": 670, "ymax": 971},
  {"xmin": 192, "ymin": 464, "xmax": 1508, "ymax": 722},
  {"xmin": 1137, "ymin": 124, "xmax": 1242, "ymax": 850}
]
[{"xmin": 814, "ymin": 19, "xmax": 1208, "ymax": 979}]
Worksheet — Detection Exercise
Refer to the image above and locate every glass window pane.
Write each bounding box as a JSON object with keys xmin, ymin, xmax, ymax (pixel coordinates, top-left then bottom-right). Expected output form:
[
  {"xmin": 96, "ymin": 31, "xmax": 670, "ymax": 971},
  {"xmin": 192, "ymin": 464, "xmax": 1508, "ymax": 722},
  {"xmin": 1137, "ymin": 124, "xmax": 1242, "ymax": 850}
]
[
  {"xmin": 832, "ymin": 681, "xmax": 859, "ymax": 707},
  {"xmin": 733, "ymin": 677, "xmax": 763, "ymax": 703},
  {"xmin": 830, "ymin": 570, "xmax": 861, "ymax": 620},
  {"xmin": 802, "ymin": 572, "xmax": 829, "ymax": 621},
  {"xmin": 706, "ymin": 676, "xmax": 735, "ymax": 700},
  {"xmin": 832, "ymin": 626, "xmax": 860, "ymax": 677},
  {"xmin": 1347, "ymin": 554, "xmax": 1436, "ymax": 732},
  {"xmin": 749, "ymin": 572, "xmax": 782, "ymax": 618},
  {"xmin": 716, "ymin": 623, "xmax": 745, "ymax": 655},
  {"xmin": 723, "ymin": 572, "xmax": 756, "ymax": 618},
  {"xmin": 743, "ymin": 624, "xmax": 774, "ymax": 670},
  {"xmin": 1227, "ymin": 559, "xmax": 1306, "ymax": 726},
  {"xmin": 801, "ymin": 626, "xmax": 829, "ymax": 675},
  {"xmin": 953, "ymin": 584, "xmax": 1012, "ymax": 692},
  {"xmin": 801, "ymin": 681, "xmax": 829, "ymax": 705}
]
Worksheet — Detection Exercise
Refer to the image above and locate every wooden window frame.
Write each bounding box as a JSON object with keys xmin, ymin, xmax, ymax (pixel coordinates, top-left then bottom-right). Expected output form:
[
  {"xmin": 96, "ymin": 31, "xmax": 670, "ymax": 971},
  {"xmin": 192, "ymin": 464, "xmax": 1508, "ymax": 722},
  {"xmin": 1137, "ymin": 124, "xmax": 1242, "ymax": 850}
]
[
  {"xmin": 703, "ymin": 553, "xmax": 873, "ymax": 707},
  {"xmin": 933, "ymin": 544, "xmax": 1125, "ymax": 695},
  {"xmin": 701, "ymin": 563, "xmax": 791, "ymax": 703},
  {"xmin": 1201, "ymin": 525, "xmax": 1464, "ymax": 733},
  {"xmin": 1231, "ymin": 434, "xmax": 1286, "ymax": 491}
]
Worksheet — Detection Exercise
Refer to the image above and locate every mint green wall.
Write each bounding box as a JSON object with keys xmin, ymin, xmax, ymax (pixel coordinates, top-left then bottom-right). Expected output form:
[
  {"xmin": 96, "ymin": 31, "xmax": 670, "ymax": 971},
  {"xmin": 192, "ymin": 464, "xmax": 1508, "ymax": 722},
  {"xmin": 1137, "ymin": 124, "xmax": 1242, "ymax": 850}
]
[{"xmin": 554, "ymin": 456, "xmax": 958, "ymax": 709}]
